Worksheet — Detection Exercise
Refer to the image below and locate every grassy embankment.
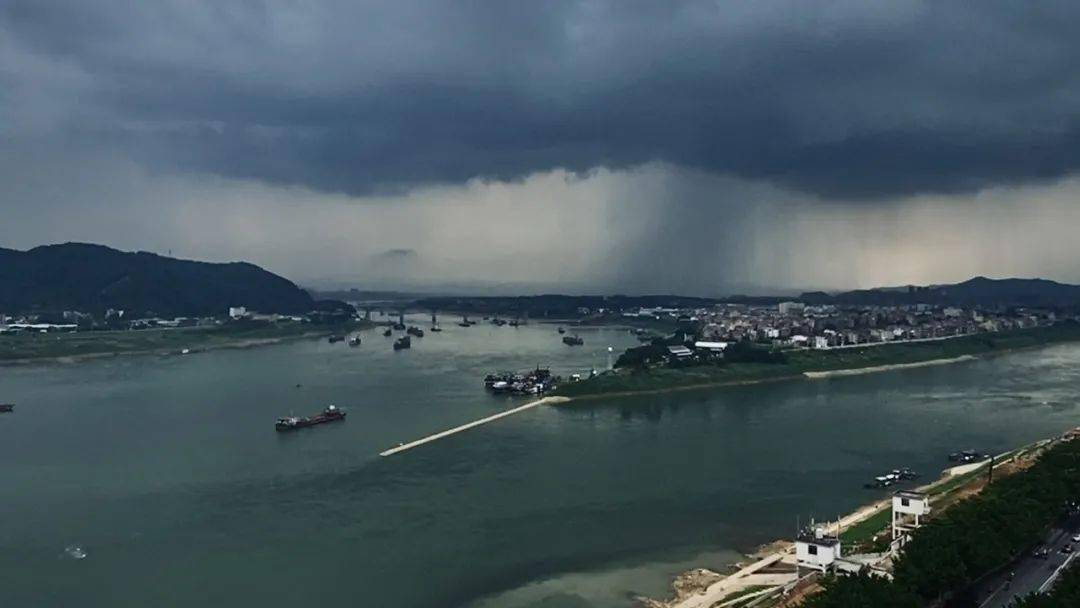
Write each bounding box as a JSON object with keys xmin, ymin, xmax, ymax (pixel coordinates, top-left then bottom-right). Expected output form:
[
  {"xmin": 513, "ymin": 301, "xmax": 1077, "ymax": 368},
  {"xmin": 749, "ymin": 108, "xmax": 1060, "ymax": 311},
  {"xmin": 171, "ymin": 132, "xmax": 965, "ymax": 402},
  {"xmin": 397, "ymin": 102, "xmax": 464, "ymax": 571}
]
[
  {"xmin": 805, "ymin": 435, "xmax": 1080, "ymax": 607},
  {"xmin": 555, "ymin": 323, "xmax": 1080, "ymax": 398},
  {"xmin": 840, "ymin": 447, "xmax": 1030, "ymax": 553},
  {"xmin": 0, "ymin": 319, "xmax": 372, "ymax": 362}
]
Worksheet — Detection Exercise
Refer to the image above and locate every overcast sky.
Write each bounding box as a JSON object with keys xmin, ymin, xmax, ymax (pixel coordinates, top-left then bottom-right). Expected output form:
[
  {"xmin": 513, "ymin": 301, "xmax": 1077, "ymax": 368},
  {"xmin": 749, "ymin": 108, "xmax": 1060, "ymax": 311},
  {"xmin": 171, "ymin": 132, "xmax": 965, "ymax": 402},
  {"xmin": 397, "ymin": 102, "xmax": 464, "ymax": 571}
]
[{"xmin": 4, "ymin": 1, "xmax": 1080, "ymax": 294}]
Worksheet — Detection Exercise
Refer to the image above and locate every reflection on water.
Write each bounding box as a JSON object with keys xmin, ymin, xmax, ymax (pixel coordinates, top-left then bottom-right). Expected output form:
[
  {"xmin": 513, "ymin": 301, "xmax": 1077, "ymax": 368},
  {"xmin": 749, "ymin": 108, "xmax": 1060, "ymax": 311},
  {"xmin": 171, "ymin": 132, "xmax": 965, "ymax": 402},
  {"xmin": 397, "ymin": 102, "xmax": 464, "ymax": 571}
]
[{"xmin": 1, "ymin": 326, "xmax": 1079, "ymax": 608}]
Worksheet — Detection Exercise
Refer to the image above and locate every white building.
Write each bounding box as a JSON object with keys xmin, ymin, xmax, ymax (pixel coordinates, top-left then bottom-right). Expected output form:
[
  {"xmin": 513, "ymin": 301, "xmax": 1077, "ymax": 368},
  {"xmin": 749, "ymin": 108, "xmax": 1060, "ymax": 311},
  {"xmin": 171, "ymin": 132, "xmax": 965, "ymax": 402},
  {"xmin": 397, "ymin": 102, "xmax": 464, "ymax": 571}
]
[
  {"xmin": 796, "ymin": 530, "xmax": 842, "ymax": 573},
  {"xmin": 778, "ymin": 301, "xmax": 806, "ymax": 315},
  {"xmin": 892, "ymin": 491, "xmax": 931, "ymax": 542},
  {"xmin": 228, "ymin": 306, "xmax": 248, "ymax": 319},
  {"xmin": 694, "ymin": 341, "xmax": 729, "ymax": 353},
  {"xmin": 813, "ymin": 336, "xmax": 830, "ymax": 349}
]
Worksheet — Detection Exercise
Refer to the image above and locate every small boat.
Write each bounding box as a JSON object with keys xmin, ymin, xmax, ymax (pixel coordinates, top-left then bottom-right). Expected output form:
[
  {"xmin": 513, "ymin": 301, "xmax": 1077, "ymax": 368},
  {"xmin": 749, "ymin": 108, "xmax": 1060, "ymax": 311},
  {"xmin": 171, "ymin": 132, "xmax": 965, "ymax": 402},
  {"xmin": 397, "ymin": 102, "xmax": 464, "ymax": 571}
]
[
  {"xmin": 393, "ymin": 336, "xmax": 412, "ymax": 350},
  {"xmin": 864, "ymin": 476, "xmax": 895, "ymax": 489},
  {"xmin": 328, "ymin": 335, "xmax": 345, "ymax": 344},
  {"xmin": 562, "ymin": 335, "xmax": 584, "ymax": 346},
  {"xmin": 383, "ymin": 328, "xmax": 393, "ymax": 337},
  {"xmin": 430, "ymin": 326, "xmax": 443, "ymax": 332},
  {"xmin": 348, "ymin": 335, "xmax": 361, "ymax": 347},
  {"xmin": 406, "ymin": 326, "xmax": 425, "ymax": 337},
  {"xmin": 949, "ymin": 449, "xmax": 989, "ymax": 463},
  {"xmin": 275, "ymin": 405, "xmax": 346, "ymax": 431},
  {"xmin": 863, "ymin": 468, "xmax": 918, "ymax": 489},
  {"xmin": 0, "ymin": 403, "xmax": 14, "ymax": 413},
  {"xmin": 557, "ymin": 327, "xmax": 566, "ymax": 334}
]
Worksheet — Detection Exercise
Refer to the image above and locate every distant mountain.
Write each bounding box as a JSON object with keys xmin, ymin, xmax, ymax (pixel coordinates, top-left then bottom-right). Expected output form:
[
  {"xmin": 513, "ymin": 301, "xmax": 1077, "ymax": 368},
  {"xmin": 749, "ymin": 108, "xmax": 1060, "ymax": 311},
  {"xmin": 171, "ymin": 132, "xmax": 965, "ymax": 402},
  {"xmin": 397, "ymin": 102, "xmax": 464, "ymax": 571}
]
[
  {"xmin": 801, "ymin": 277, "xmax": 1080, "ymax": 307},
  {"xmin": 0, "ymin": 243, "xmax": 314, "ymax": 316},
  {"xmin": 414, "ymin": 294, "xmax": 719, "ymax": 317}
]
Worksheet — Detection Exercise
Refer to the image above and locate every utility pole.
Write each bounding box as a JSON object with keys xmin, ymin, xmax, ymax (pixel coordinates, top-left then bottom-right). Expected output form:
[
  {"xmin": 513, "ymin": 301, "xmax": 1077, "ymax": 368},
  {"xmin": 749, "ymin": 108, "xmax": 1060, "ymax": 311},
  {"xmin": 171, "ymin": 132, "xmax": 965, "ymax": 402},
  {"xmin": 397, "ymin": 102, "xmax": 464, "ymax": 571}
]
[{"xmin": 987, "ymin": 455, "xmax": 995, "ymax": 485}]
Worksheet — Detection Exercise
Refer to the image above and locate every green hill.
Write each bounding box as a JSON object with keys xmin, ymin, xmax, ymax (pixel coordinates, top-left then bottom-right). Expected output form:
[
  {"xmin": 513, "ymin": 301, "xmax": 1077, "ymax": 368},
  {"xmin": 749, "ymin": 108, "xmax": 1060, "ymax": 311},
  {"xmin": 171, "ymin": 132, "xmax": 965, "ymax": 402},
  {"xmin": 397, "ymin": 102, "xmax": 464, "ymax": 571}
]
[{"xmin": 0, "ymin": 243, "xmax": 314, "ymax": 317}]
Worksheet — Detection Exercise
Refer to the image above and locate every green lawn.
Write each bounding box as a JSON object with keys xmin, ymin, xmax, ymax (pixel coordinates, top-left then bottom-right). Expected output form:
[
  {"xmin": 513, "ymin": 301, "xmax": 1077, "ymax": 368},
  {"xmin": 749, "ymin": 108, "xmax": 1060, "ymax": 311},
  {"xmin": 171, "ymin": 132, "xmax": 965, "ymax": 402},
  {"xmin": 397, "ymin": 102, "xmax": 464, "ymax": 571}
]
[{"xmin": 841, "ymin": 507, "xmax": 892, "ymax": 546}]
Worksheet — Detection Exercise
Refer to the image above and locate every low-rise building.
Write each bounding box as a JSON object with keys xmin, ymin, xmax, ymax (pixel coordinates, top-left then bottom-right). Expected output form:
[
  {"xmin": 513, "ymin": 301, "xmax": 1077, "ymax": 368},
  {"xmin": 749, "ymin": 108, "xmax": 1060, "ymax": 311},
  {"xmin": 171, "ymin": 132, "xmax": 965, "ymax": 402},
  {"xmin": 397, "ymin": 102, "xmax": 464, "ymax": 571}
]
[
  {"xmin": 892, "ymin": 490, "xmax": 930, "ymax": 543},
  {"xmin": 796, "ymin": 531, "xmax": 842, "ymax": 573},
  {"xmin": 666, "ymin": 345, "xmax": 693, "ymax": 360}
]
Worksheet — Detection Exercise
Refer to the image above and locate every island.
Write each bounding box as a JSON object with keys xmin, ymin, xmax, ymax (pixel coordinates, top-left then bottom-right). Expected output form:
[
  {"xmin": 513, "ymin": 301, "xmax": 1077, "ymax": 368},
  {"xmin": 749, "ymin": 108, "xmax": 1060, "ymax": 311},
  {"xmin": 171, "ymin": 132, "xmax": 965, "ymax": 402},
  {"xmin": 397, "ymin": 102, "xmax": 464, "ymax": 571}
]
[{"xmin": 556, "ymin": 322, "xmax": 1080, "ymax": 399}]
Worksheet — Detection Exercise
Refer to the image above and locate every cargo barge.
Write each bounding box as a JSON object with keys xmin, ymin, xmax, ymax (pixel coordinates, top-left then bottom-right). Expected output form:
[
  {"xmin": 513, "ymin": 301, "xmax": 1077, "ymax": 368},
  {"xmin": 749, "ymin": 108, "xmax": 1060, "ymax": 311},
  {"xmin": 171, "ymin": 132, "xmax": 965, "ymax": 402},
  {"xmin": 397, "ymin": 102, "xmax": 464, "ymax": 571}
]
[{"xmin": 275, "ymin": 405, "xmax": 346, "ymax": 431}]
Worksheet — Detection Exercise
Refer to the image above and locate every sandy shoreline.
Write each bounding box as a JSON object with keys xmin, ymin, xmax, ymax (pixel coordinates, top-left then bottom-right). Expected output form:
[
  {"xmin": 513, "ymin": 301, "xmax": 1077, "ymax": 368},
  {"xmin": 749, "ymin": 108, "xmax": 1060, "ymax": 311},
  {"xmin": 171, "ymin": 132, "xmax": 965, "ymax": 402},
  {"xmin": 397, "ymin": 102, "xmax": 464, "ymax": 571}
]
[
  {"xmin": 802, "ymin": 354, "xmax": 978, "ymax": 378},
  {"xmin": 562, "ymin": 354, "xmax": 983, "ymax": 402}
]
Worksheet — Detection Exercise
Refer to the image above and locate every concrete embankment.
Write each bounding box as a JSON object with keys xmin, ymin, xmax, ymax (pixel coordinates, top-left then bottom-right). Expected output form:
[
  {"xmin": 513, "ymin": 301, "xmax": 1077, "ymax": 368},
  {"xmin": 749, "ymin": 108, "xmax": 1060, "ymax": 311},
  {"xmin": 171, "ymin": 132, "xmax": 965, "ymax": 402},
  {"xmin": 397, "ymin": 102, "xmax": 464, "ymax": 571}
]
[
  {"xmin": 379, "ymin": 396, "xmax": 570, "ymax": 457},
  {"xmin": 803, "ymin": 354, "xmax": 977, "ymax": 379}
]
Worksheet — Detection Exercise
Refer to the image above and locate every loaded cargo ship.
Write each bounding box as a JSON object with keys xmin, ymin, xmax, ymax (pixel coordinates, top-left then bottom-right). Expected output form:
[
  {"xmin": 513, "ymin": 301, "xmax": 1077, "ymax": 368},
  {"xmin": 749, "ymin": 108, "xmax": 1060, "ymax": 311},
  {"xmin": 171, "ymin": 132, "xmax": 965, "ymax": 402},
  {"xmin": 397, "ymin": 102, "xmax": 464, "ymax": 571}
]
[{"xmin": 275, "ymin": 405, "xmax": 346, "ymax": 431}]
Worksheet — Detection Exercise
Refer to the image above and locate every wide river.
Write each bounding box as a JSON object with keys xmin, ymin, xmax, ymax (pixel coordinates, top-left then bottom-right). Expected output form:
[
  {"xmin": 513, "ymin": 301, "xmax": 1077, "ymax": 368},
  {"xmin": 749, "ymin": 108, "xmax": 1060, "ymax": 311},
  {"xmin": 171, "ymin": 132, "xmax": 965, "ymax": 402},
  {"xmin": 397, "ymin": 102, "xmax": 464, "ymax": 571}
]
[{"xmin": 2, "ymin": 319, "xmax": 1079, "ymax": 607}]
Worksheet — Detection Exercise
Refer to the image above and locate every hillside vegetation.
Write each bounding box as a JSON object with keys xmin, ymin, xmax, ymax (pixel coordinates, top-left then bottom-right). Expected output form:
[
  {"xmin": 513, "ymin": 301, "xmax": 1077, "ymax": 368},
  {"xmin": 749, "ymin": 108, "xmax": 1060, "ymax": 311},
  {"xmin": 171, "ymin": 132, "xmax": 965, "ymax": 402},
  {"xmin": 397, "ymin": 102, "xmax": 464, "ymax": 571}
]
[{"xmin": 0, "ymin": 243, "xmax": 313, "ymax": 316}]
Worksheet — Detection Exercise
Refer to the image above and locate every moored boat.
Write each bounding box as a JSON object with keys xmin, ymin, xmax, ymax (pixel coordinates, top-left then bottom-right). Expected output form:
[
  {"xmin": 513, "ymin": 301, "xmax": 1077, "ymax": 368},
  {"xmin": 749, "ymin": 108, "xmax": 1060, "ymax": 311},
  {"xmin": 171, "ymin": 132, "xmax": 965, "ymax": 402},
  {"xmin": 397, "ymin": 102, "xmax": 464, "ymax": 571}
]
[
  {"xmin": 948, "ymin": 449, "xmax": 989, "ymax": 463},
  {"xmin": 0, "ymin": 403, "xmax": 14, "ymax": 413},
  {"xmin": 483, "ymin": 367, "xmax": 557, "ymax": 395},
  {"xmin": 393, "ymin": 335, "xmax": 412, "ymax": 350},
  {"xmin": 863, "ymin": 467, "xmax": 918, "ymax": 489},
  {"xmin": 562, "ymin": 335, "xmax": 584, "ymax": 346},
  {"xmin": 348, "ymin": 335, "xmax": 361, "ymax": 347}
]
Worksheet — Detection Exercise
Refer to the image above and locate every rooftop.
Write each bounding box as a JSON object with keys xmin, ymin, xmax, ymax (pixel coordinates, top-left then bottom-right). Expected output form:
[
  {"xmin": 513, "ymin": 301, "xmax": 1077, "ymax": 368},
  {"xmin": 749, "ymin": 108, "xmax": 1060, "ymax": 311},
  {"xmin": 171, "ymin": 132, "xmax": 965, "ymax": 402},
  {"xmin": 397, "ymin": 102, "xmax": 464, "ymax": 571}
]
[{"xmin": 797, "ymin": 534, "xmax": 841, "ymax": 547}]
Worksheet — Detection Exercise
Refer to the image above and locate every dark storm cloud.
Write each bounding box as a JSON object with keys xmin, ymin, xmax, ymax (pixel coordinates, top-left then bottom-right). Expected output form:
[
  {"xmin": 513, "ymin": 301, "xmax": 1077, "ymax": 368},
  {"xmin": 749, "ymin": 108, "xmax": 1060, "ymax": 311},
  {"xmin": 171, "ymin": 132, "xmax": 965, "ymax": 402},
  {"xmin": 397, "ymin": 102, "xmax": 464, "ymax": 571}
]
[{"xmin": 5, "ymin": 0, "xmax": 1080, "ymax": 198}]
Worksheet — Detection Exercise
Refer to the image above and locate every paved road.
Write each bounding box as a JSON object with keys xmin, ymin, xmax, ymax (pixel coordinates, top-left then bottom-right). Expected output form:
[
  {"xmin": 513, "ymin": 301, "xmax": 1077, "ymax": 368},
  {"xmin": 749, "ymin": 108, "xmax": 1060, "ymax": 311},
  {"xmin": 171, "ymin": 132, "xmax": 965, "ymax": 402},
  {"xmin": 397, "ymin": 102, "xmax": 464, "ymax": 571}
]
[{"xmin": 975, "ymin": 513, "xmax": 1080, "ymax": 608}]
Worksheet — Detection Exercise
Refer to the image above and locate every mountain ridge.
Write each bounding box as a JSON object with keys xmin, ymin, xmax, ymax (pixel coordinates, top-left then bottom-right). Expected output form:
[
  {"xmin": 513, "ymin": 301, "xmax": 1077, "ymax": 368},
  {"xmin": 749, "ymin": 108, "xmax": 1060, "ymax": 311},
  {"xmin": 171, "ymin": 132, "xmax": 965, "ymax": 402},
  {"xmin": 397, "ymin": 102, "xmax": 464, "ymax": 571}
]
[
  {"xmin": 800, "ymin": 276, "xmax": 1080, "ymax": 307},
  {"xmin": 0, "ymin": 242, "xmax": 314, "ymax": 316}
]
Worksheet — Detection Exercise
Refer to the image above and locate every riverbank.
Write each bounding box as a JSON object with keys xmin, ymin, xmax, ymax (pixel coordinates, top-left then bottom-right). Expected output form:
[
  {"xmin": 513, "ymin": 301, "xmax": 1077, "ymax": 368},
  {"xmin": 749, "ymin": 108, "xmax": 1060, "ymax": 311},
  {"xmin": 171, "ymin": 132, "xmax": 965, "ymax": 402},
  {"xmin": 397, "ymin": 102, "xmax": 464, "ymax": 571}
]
[
  {"xmin": 802, "ymin": 354, "xmax": 977, "ymax": 378},
  {"xmin": 646, "ymin": 432, "xmax": 1068, "ymax": 608},
  {"xmin": 0, "ymin": 319, "xmax": 372, "ymax": 365},
  {"xmin": 555, "ymin": 323, "xmax": 1080, "ymax": 399}
]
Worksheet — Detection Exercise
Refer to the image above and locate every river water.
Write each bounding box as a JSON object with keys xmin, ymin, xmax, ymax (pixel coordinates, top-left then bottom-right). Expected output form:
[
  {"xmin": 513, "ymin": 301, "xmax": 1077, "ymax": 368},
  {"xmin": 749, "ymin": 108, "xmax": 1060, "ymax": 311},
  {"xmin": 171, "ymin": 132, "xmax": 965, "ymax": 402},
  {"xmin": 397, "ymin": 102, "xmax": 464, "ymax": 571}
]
[{"xmin": 1, "ymin": 320, "xmax": 1079, "ymax": 607}]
